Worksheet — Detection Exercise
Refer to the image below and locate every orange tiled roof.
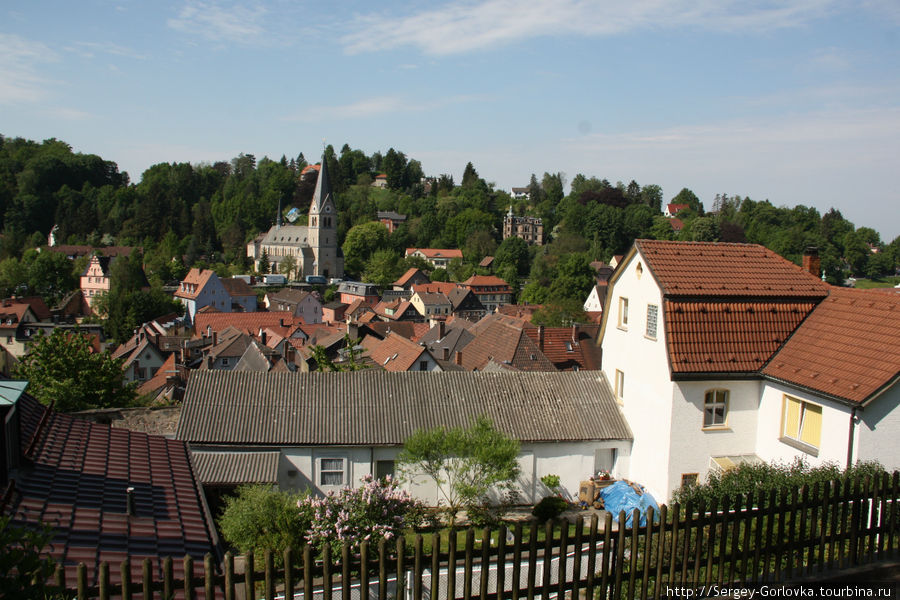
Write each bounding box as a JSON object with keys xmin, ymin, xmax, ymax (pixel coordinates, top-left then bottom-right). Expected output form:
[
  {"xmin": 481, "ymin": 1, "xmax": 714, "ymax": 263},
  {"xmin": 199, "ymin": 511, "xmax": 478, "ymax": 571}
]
[
  {"xmin": 193, "ymin": 311, "xmax": 298, "ymax": 337},
  {"xmin": 393, "ymin": 268, "xmax": 425, "ymax": 287},
  {"xmin": 636, "ymin": 240, "xmax": 828, "ymax": 298},
  {"xmin": 763, "ymin": 287, "xmax": 900, "ymax": 404},
  {"xmin": 460, "ymin": 314, "xmax": 554, "ymax": 371},
  {"xmin": 174, "ymin": 268, "xmax": 215, "ymax": 300},
  {"xmin": 523, "ymin": 325, "xmax": 602, "ymax": 371},
  {"xmin": 665, "ymin": 300, "xmax": 818, "ymax": 374},
  {"xmin": 412, "ymin": 281, "xmax": 459, "ymax": 295},
  {"xmin": 362, "ymin": 332, "xmax": 426, "ymax": 372},
  {"xmin": 462, "ymin": 275, "xmax": 511, "ymax": 289},
  {"xmin": 405, "ymin": 248, "xmax": 463, "ymax": 260}
]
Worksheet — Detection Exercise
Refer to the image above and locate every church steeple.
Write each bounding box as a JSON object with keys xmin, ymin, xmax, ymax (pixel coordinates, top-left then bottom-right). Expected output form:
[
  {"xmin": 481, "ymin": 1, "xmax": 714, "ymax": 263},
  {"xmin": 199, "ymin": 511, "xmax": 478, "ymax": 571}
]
[
  {"xmin": 310, "ymin": 152, "xmax": 333, "ymax": 214},
  {"xmin": 306, "ymin": 150, "xmax": 342, "ymax": 279}
]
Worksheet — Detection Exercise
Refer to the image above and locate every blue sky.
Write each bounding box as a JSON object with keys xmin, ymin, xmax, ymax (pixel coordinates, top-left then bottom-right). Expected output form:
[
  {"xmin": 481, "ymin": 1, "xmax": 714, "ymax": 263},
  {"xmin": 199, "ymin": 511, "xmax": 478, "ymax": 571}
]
[{"xmin": 3, "ymin": 1, "xmax": 900, "ymax": 241}]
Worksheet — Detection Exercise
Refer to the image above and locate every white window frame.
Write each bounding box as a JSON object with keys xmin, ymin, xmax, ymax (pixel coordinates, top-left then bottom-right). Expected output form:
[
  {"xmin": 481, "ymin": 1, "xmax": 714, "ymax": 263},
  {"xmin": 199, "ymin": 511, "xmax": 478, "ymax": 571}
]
[
  {"xmin": 617, "ymin": 297, "xmax": 629, "ymax": 329},
  {"xmin": 317, "ymin": 456, "xmax": 347, "ymax": 487},
  {"xmin": 703, "ymin": 389, "xmax": 729, "ymax": 429}
]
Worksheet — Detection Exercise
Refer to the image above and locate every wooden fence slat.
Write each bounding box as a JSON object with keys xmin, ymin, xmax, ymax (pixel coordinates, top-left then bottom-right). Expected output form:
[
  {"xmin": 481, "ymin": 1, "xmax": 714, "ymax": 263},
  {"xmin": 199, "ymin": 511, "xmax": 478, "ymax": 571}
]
[
  {"xmin": 654, "ymin": 504, "xmax": 668, "ymax": 599},
  {"xmin": 430, "ymin": 532, "xmax": 440, "ymax": 600},
  {"xmin": 557, "ymin": 519, "xmax": 568, "ymax": 600},
  {"xmin": 667, "ymin": 503, "xmax": 680, "ymax": 586},
  {"xmin": 480, "ymin": 528, "xmax": 491, "ymax": 600},
  {"xmin": 541, "ymin": 520, "xmax": 553, "ymax": 600},
  {"xmin": 691, "ymin": 499, "xmax": 705, "ymax": 587},
  {"xmin": 497, "ymin": 524, "xmax": 508, "ymax": 600},
  {"xmin": 448, "ymin": 527, "xmax": 458, "ymax": 600},
  {"xmin": 526, "ymin": 521, "xmax": 538, "ymax": 600},
  {"xmin": 464, "ymin": 527, "xmax": 474, "ymax": 600},
  {"xmin": 414, "ymin": 534, "xmax": 424, "ymax": 600},
  {"xmin": 680, "ymin": 501, "xmax": 693, "ymax": 586},
  {"xmin": 360, "ymin": 541, "xmax": 370, "ymax": 600},
  {"xmin": 164, "ymin": 556, "xmax": 174, "ymax": 600},
  {"xmin": 77, "ymin": 563, "xmax": 88, "ymax": 600},
  {"xmin": 184, "ymin": 555, "xmax": 194, "ymax": 600},
  {"xmin": 704, "ymin": 497, "xmax": 718, "ymax": 586},
  {"xmin": 396, "ymin": 535, "xmax": 407, "ymax": 600},
  {"xmin": 304, "ymin": 544, "xmax": 314, "ymax": 600},
  {"xmin": 640, "ymin": 506, "xmax": 654, "ymax": 600},
  {"xmin": 511, "ymin": 523, "xmax": 523, "ymax": 600},
  {"xmin": 342, "ymin": 542, "xmax": 352, "ymax": 600},
  {"xmin": 590, "ymin": 512, "xmax": 604, "ymax": 600},
  {"xmin": 572, "ymin": 516, "xmax": 584, "ymax": 600},
  {"xmin": 99, "ymin": 561, "xmax": 109, "ymax": 600},
  {"xmin": 282, "ymin": 549, "xmax": 293, "ymax": 600},
  {"xmin": 224, "ymin": 552, "xmax": 234, "ymax": 600},
  {"xmin": 120, "ymin": 559, "xmax": 131, "ymax": 600},
  {"xmin": 614, "ymin": 510, "xmax": 627, "ymax": 600},
  {"xmin": 717, "ymin": 496, "xmax": 730, "ymax": 586}
]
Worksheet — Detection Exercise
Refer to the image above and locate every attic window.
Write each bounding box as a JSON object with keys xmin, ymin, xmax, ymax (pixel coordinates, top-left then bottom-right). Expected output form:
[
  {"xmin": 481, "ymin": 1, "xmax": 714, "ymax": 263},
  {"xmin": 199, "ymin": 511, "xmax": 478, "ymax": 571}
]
[
  {"xmin": 565, "ymin": 341, "xmax": 573, "ymax": 352},
  {"xmin": 635, "ymin": 262, "xmax": 643, "ymax": 279}
]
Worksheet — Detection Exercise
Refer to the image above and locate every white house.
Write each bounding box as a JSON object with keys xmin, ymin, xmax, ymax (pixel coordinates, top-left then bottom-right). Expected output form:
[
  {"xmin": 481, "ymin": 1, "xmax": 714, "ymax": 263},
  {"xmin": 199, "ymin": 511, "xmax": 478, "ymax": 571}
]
[
  {"xmin": 600, "ymin": 240, "xmax": 900, "ymax": 501},
  {"xmin": 176, "ymin": 370, "xmax": 632, "ymax": 504},
  {"xmin": 174, "ymin": 269, "xmax": 231, "ymax": 325}
]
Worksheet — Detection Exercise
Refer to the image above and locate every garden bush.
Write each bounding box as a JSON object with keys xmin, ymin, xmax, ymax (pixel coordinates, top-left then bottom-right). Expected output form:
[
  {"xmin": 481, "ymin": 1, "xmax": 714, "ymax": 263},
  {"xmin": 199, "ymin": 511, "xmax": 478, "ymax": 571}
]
[
  {"xmin": 532, "ymin": 496, "xmax": 568, "ymax": 522},
  {"xmin": 217, "ymin": 485, "xmax": 313, "ymax": 561}
]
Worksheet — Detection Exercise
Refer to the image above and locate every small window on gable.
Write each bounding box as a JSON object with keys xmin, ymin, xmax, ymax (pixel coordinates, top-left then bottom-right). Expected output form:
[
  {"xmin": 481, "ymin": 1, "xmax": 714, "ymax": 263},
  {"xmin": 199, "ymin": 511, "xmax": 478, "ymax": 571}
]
[
  {"xmin": 319, "ymin": 457, "xmax": 346, "ymax": 486},
  {"xmin": 646, "ymin": 304, "xmax": 658, "ymax": 339},
  {"xmin": 703, "ymin": 389, "xmax": 728, "ymax": 428},
  {"xmin": 618, "ymin": 297, "xmax": 629, "ymax": 329},
  {"xmin": 681, "ymin": 473, "xmax": 699, "ymax": 488}
]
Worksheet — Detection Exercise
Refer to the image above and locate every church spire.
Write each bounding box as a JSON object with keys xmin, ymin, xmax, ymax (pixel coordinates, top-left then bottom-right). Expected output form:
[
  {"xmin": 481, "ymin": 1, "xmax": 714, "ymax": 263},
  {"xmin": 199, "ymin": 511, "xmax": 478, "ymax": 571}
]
[{"xmin": 311, "ymin": 151, "xmax": 333, "ymax": 213}]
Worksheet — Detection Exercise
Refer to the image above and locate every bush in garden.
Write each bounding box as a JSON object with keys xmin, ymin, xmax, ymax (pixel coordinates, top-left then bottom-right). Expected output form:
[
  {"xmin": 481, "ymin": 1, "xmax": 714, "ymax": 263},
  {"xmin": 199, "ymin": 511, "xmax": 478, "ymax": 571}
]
[
  {"xmin": 532, "ymin": 496, "xmax": 568, "ymax": 522},
  {"xmin": 671, "ymin": 458, "xmax": 887, "ymax": 507},
  {"xmin": 302, "ymin": 475, "xmax": 426, "ymax": 561},
  {"xmin": 218, "ymin": 485, "xmax": 313, "ymax": 561}
]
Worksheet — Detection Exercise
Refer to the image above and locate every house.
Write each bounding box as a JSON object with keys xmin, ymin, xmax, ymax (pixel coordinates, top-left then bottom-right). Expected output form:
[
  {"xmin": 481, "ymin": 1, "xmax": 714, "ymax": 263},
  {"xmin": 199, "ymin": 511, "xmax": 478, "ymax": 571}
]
[
  {"xmin": 664, "ymin": 203, "xmax": 690, "ymax": 218},
  {"xmin": 372, "ymin": 173, "xmax": 388, "ymax": 188},
  {"xmin": 377, "ymin": 211, "xmax": 406, "ymax": 233},
  {"xmin": 175, "ymin": 370, "xmax": 632, "ymax": 504},
  {"xmin": 405, "ymin": 248, "xmax": 463, "ymax": 269},
  {"xmin": 460, "ymin": 275, "xmax": 513, "ymax": 313},
  {"xmin": 174, "ymin": 268, "xmax": 232, "ymax": 325},
  {"xmin": 447, "ymin": 287, "xmax": 487, "ymax": 321},
  {"xmin": 583, "ymin": 283, "xmax": 608, "ymax": 313},
  {"xmin": 265, "ymin": 288, "xmax": 323, "ymax": 323},
  {"xmin": 338, "ymin": 281, "xmax": 380, "ymax": 305},
  {"xmin": 479, "ymin": 256, "xmax": 494, "ymax": 271},
  {"xmin": 456, "ymin": 313, "xmax": 555, "ymax": 372},
  {"xmin": 599, "ymin": 240, "xmax": 844, "ymax": 500},
  {"xmin": 523, "ymin": 325, "xmax": 602, "ymax": 371},
  {"xmin": 220, "ymin": 277, "xmax": 258, "ymax": 313},
  {"xmin": 246, "ymin": 152, "xmax": 344, "ymax": 279},
  {"xmin": 419, "ymin": 320, "xmax": 475, "ymax": 365},
  {"xmin": 80, "ymin": 255, "xmax": 112, "ymax": 313},
  {"xmin": 111, "ymin": 328, "xmax": 166, "ymax": 383},
  {"xmin": 362, "ymin": 332, "xmax": 442, "ymax": 372},
  {"xmin": 503, "ymin": 206, "xmax": 544, "ymax": 245},
  {"xmin": 322, "ymin": 301, "xmax": 348, "ymax": 324},
  {"xmin": 0, "ymin": 301, "xmax": 39, "ymax": 359},
  {"xmin": 1, "ymin": 382, "xmax": 219, "ymax": 588},
  {"xmin": 392, "ymin": 268, "xmax": 430, "ymax": 291},
  {"xmin": 372, "ymin": 298, "xmax": 422, "ymax": 322},
  {"xmin": 410, "ymin": 291, "xmax": 452, "ymax": 318},
  {"xmin": 511, "ymin": 187, "xmax": 530, "ymax": 200}
]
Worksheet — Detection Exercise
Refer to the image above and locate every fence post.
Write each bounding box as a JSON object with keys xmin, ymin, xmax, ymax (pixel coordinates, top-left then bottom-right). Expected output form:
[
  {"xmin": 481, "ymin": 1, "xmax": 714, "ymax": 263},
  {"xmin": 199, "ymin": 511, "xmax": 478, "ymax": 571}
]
[
  {"xmin": 448, "ymin": 527, "xmax": 457, "ymax": 600},
  {"xmin": 322, "ymin": 543, "xmax": 332, "ymax": 600},
  {"xmin": 596, "ymin": 512, "xmax": 610, "ymax": 600},
  {"xmin": 205, "ymin": 553, "xmax": 216, "ymax": 600},
  {"xmin": 244, "ymin": 551, "xmax": 254, "ymax": 600},
  {"xmin": 572, "ymin": 516, "xmax": 584, "ymax": 600},
  {"xmin": 54, "ymin": 563, "xmax": 65, "ymax": 599},
  {"xmin": 498, "ymin": 524, "xmax": 508, "ymax": 600},
  {"xmin": 163, "ymin": 556, "xmax": 173, "ymax": 600},
  {"xmin": 480, "ymin": 527, "xmax": 491, "ymax": 600},
  {"xmin": 142, "ymin": 558, "xmax": 152, "ymax": 600},
  {"xmin": 557, "ymin": 519, "xmax": 569, "ymax": 600},
  {"xmin": 396, "ymin": 535, "xmax": 407, "ymax": 600},
  {"xmin": 655, "ymin": 504, "xmax": 668, "ymax": 599},
  {"xmin": 414, "ymin": 534, "xmax": 424, "ymax": 600},
  {"xmin": 99, "ymin": 561, "xmax": 110, "ymax": 600},
  {"xmin": 511, "ymin": 522, "xmax": 523, "ymax": 600},
  {"xmin": 541, "ymin": 520, "xmax": 553, "ymax": 600},
  {"xmin": 342, "ymin": 542, "xmax": 352, "ymax": 600},
  {"xmin": 77, "ymin": 563, "xmax": 88, "ymax": 600},
  {"xmin": 526, "ymin": 521, "xmax": 538, "ymax": 600},
  {"xmin": 430, "ymin": 532, "xmax": 440, "ymax": 600},
  {"xmin": 360, "ymin": 541, "xmax": 369, "ymax": 600},
  {"xmin": 265, "ymin": 550, "xmax": 275, "ymax": 600},
  {"xmin": 184, "ymin": 555, "xmax": 194, "ymax": 600},
  {"xmin": 464, "ymin": 527, "xmax": 474, "ymax": 600},
  {"xmin": 224, "ymin": 551, "xmax": 234, "ymax": 600},
  {"xmin": 704, "ymin": 497, "xmax": 718, "ymax": 586},
  {"xmin": 304, "ymin": 545, "xmax": 314, "ymax": 600},
  {"xmin": 121, "ymin": 559, "xmax": 132, "ymax": 600}
]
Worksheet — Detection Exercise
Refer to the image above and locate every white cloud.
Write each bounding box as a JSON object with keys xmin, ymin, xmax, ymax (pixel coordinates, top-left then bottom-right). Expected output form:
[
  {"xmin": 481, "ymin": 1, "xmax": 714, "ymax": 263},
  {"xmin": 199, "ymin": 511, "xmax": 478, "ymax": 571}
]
[
  {"xmin": 167, "ymin": 1, "xmax": 268, "ymax": 43},
  {"xmin": 341, "ymin": 0, "xmax": 839, "ymax": 55},
  {"xmin": 286, "ymin": 94, "xmax": 488, "ymax": 121},
  {"xmin": 0, "ymin": 33, "xmax": 57, "ymax": 104},
  {"xmin": 66, "ymin": 41, "xmax": 149, "ymax": 60}
]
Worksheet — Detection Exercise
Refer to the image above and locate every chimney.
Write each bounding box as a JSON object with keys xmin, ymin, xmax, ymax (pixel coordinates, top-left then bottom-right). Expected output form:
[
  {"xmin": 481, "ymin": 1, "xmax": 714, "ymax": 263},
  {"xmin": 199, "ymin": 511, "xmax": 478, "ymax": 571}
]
[
  {"xmin": 261, "ymin": 330, "xmax": 267, "ymax": 345},
  {"xmin": 126, "ymin": 486, "xmax": 136, "ymax": 516},
  {"xmin": 455, "ymin": 350, "xmax": 463, "ymax": 366},
  {"xmin": 442, "ymin": 347, "xmax": 450, "ymax": 361},
  {"xmin": 802, "ymin": 247, "xmax": 821, "ymax": 279},
  {"xmin": 212, "ymin": 331, "xmax": 218, "ymax": 346},
  {"xmin": 538, "ymin": 325, "xmax": 545, "ymax": 351},
  {"xmin": 572, "ymin": 324, "xmax": 577, "ymax": 342},
  {"xmin": 437, "ymin": 320, "xmax": 446, "ymax": 339}
]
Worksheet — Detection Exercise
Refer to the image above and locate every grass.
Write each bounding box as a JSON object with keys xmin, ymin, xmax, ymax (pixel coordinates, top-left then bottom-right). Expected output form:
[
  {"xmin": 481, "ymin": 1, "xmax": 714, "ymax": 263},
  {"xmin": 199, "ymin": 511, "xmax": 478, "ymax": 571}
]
[{"xmin": 853, "ymin": 275, "xmax": 900, "ymax": 289}]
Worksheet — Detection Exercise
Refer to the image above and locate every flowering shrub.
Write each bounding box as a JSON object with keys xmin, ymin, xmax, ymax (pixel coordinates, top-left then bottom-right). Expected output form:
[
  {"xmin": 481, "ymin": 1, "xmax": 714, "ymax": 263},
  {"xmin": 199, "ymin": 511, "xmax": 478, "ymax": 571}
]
[{"xmin": 301, "ymin": 475, "xmax": 425, "ymax": 561}]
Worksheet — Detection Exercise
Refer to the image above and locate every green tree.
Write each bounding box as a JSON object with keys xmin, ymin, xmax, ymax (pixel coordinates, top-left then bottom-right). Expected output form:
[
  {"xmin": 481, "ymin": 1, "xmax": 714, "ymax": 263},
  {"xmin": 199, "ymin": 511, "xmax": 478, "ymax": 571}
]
[
  {"xmin": 671, "ymin": 188, "xmax": 703, "ymax": 214},
  {"xmin": 494, "ymin": 236, "xmax": 531, "ymax": 277},
  {"xmin": 363, "ymin": 249, "xmax": 403, "ymax": 287},
  {"xmin": 342, "ymin": 221, "xmax": 390, "ymax": 276},
  {"xmin": 279, "ymin": 254, "xmax": 297, "ymax": 280},
  {"xmin": 461, "ymin": 162, "xmax": 480, "ymax": 188},
  {"xmin": 0, "ymin": 516, "xmax": 57, "ymax": 600},
  {"xmin": 311, "ymin": 335, "xmax": 368, "ymax": 372},
  {"xmin": 26, "ymin": 249, "xmax": 77, "ymax": 304},
  {"xmin": 217, "ymin": 485, "xmax": 313, "ymax": 563},
  {"xmin": 398, "ymin": 415, "xmax": 520, "ymax": 525},
  {"xmin": 530, "ymin": 298, "xmax": 589, "ymax": 327},
  {"xmin": 16, "ymin": 329, "xmax": 137, "ymax": 411}
]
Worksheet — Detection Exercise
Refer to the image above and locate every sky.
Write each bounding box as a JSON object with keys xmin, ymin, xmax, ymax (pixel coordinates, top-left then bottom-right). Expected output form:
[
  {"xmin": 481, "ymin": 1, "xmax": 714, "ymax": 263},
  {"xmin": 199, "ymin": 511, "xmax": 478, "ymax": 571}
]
[{"xmin": 3, "ymin": 1, "xmax": 900, "ymax": 241}]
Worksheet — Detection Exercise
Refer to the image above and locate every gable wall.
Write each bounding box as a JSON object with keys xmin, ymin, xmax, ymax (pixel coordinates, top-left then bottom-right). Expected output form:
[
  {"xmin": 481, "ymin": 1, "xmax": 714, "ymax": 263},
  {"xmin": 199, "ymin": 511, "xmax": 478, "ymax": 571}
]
[
  {"xmin": 853, "ymin": 383, "xmax": 900, "ymax": 472},
  {"xmin": 601, "ymin": 250, "xmax": 672, "ymax": 501}
]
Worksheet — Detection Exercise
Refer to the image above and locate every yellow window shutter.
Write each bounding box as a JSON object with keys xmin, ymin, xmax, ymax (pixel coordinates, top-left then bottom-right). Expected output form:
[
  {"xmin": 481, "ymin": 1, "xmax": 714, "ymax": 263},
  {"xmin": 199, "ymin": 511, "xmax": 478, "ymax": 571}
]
[
  {"xmin": 783, "ymin": 396, "xmax": 801, "ymax": 438},
  {"xmin": 800, "ymin": 403, "xmax": 822, "ymax": 448}
]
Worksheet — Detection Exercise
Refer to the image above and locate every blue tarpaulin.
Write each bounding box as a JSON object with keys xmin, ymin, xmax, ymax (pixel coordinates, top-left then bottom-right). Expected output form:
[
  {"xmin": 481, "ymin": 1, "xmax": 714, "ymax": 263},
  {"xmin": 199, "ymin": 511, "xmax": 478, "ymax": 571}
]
[{"xmin": 598, "ymin": 481, "xmax": 660, "ymax": 528}]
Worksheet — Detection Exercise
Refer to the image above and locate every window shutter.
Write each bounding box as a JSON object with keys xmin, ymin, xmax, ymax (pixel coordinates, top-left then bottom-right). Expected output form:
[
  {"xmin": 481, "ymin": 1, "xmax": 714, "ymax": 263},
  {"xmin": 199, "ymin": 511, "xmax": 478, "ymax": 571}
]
[{"xmin": 800, "ymin": 403, "xmax": 822, "ymax": 448}]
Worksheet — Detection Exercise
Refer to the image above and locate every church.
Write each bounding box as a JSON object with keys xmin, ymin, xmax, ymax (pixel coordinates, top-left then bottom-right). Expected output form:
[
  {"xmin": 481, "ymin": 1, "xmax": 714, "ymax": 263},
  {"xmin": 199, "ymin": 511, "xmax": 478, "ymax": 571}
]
[{"xmin": 246, "ymin": 152, "xmax": 344, "ymax": 280}]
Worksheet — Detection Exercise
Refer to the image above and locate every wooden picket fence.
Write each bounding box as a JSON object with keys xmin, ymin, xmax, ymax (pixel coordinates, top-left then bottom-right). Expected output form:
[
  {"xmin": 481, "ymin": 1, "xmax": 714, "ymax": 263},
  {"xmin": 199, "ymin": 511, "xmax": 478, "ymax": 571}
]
[{"xmin": 51, "ymin": 473, "xmax": 900, "ymax": 600}]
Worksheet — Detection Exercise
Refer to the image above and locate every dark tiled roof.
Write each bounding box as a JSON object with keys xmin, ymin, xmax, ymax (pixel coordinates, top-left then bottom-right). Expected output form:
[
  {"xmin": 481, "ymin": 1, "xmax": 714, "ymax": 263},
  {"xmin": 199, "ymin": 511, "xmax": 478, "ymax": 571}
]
[
  {"xmin": 192, "ymin": 451, "xmax": 279, "ymax": 485},
  {"xmin": 177, "ymin": 370, "xmax": 631, "ymax": 445},
  {"xmin": 763, "ymin": 287, "xmax": 900, "ymax": 404},
  {"xmin": 665, "ymin": 300, "xmax": 818, "ymax": 374},
  {"xmin": 5, "ymin": 395, "xmax": 217, "ymax": 587},
  {"xmin": 635, "ymin": 240, "xmax": 828, "ymax": 298},
  {"xmin": 220, "ymin": 277, "xmax": 256, "ymax": 298}
]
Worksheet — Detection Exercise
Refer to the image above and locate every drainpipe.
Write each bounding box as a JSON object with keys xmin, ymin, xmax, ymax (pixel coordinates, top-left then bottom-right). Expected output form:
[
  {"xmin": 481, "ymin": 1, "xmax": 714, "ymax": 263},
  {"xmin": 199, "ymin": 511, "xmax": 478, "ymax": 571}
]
[{"xmin": 846, "ymin": 406, "xmax": 858, "ymax": 469}]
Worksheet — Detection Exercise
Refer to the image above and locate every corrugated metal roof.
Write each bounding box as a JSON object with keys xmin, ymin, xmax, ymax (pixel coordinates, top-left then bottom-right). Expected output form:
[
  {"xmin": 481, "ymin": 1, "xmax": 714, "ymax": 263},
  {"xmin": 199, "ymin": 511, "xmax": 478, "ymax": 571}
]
[
  {"xmin": 177, "ymin": 370, "xmax": 631, "ymax": 445},
  {"xmin": 192, "ymin": 451, "xmax": 280, "ymax": 484}
]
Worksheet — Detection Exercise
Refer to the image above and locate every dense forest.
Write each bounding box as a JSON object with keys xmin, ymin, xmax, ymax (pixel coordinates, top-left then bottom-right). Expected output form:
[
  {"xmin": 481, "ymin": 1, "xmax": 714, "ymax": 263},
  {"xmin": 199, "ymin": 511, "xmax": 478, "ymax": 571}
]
[{"xmin": 1, "ymin": 134, "xmax": 898, "ymax": 333}]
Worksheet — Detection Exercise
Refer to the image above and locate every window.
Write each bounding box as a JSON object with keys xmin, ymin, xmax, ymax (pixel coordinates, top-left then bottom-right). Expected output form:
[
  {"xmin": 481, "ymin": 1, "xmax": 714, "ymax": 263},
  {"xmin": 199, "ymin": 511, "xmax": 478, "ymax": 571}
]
[
  {"xmin": 681, "ymin": 473, "xmax": 699, "ymax": 488},
  {"xmin": 319, "ymin": 457, "xmax": 346, "ymax": 486},
  {"xmin": 617, "ymin": 297, "xmax": 629, "ymax": 329},
  {"xmin": 419, "ymin": 360, "xmax": 428, "ymax": 371},
  {"xmin": 615, "ymin": 369, "xmax": 625, "ymax": 402},
  {"xmin": 781, "ymin": 395, "xmax": 822, "ymax": 451},
  {"xmin": 646, "ymin": 304, "xmax": 658, "ymax": 339},
  {"xmin": 703, "ymin": 389, "xmax": 729, "ymax": 428},
  {"xmin": 375, "ymin": 460, "xmax": 395, "ymax": 480}
]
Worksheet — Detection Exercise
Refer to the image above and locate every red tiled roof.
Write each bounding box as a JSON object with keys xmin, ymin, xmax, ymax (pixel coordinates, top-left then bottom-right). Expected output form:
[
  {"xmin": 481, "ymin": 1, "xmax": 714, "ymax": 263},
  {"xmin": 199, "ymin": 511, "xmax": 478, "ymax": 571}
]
[
  {"xmin": 462, "ymin": 275, "xmax": 511, "ymax": 289},
  {"xmin": 174, "ymin": 268, "xmax": 215, "ymax": 300},
  {"xmin": 405, "ymin": 248, "xmax": 463, "ymax": 260},
  {"xmin": 5, "ymin": 296, "xmax": 51, "ymax": 321},
  {"xmin": 412, "ymin": 281, "xmax": 459, "ymax": 295},
  {"xmin": 635, "ymin": 240, "xmax": 828, "ymax": 298},
  {"xmin": 665, "ymin": 300, "xmax": 818, "ymax": 374},
  {"xmin": 460, "ymin": 314, "xmax": 554, "ymax": 371},
  {"xmin": 763, "ymin": 287, "xmax": 900, "ymax": 404},
  {"xmin": 5, "ymin": 394, "xmax": 217, "ymax": 587},
  {"xmin": 193, "ymin": 311, "xmax": 298, "ymax": 337},
  {"xmin": 523, "ymin": 325, "xmax": 602, "ymax": 371},
  {"xmin": 362, "ymin": 332, "xmax": 426, "ymax": 371}
]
